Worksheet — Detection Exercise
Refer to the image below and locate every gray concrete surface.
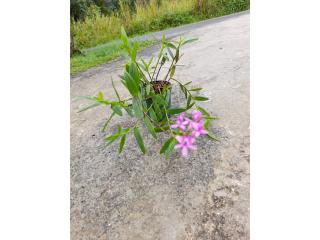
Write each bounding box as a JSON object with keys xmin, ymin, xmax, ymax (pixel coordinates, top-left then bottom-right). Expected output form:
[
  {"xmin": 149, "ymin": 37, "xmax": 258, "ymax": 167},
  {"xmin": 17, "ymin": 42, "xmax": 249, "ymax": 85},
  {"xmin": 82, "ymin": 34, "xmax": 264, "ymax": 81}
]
[{"xmin": 71, "ymin": 11, "xmax": 250, "ymax": 240}]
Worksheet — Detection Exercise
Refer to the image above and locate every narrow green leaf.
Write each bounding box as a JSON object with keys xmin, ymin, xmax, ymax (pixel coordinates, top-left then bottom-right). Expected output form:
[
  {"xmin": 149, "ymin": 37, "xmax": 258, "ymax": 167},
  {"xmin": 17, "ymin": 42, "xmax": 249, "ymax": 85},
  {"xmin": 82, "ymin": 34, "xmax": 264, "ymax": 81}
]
[
  {"xmin": 134, "ymin": 127, "xmax": 145, "ymax": 154},
  {"xmin": 148, "ymin": 108, "xmax": 158, "ymax": 121},
  {"xmin": 170, "ymin": 65, "xmax": 176, "ymax": 78},
  {"xmin": 123, "ymin": 71, "xmax": 139, "ymax": 97},
  {"xmin": 167, "ymin": 47, "xmax": 174, "ymax": 59},
  {"xmin": 165, "ymin": 138, "xmax": 178, "ymax": 159},
  {"xmin": 151, "ymin": 97, "xmax": 163, "ymax": 119},
  {"xmin": 160, "ymin": 137, "xmax": 174, "ymax": 154},
  {"xmin": 179, "ymin": 84, "xmax": 187, "ymax": 99},
  {"xmin": 102, "ymin": 112, "xmax": 116, "ymax": 132},
  {"xmin": 105, "ymin": 134, "xmax": 120, "ymax": 146},
  {"xmin": 193, "ymin": 96, "xmax": 209, "ymax": 101},
  {"xmin": 120, "ymin": 27, "xmax": 129, "ymax": 46},
  {"xmin": 189, "ymin": 88, "xmax": 203, "ymax": 91},
  {"xmin": 132, "ymin": 97, "xmax": 143, "ymax": 119},
  {"xmin": 111, "ymin": 78, "xmax": 121, "ymax": 101},
  {"xmin": 147, "ymin": 56, "xmax": 154, "ymax": 67},
  {"xmin": 111, "ymin": 104, "xmax": 122, "ymax": 116},
  {"xmin": 203, "ymin": 116, "xmax": 220, "ymax": 120},
  {"xmin": 196, "ymin": 106, "xmax": 210, "ymax": 116},
  {"xmin": 204, "ymin": 120, "xmax": 210, "ymax": 129},
  {"xmin": 167, "ymin": 108, "xmax": 185, "ymax": 115},
  {"xmin": 164, "ymin": 41, "xmax": 176, "ymax": 49},
  {"xmin": 144, "ymin": 117, "xmax": 157, "ymax": 138},
  {"xmin": 124, "ymin": 105, "xmax": 133, "ymax": 116},
  {"xmin": 146, "ymin": 84, "xmax": 151, "ymax": 95},
  {"xmin": 207, "ymin": 132, "xmax": 219, "ymax": 141},
  {"xmin": 155, "ymin": 126, "xmax": 169, "ymax": 132},
  {"xmin": 187, "ymin": 95, "xmax": 192, "ymax": 107},
  {"xmin": 97, "ymin": 91, "xmax": 104, "ymax": 101},
  {"xmin": 119, "ymin": 134, "xmax": 126, "ymax": 153},
  {"xmin": 186, "ymin": 102, "xmax": 195, "ymax": 110},
  {"xmin": 77, "ymin": 102, "xmax": 101, "ymax": 113},
  {"xmin": 181, "ymin": 38, "xmax": 198, "ymax": 46},
  {"xmin": 131, "ymin": 42, "xmax": 139, "ymax": 61}
]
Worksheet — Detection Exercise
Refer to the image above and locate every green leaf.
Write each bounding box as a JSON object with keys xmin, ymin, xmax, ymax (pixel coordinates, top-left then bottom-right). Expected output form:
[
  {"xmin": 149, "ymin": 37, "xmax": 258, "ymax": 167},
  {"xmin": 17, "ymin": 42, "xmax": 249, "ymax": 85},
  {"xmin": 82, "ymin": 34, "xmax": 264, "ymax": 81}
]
[
  {"xmin": 134, "ymin": 127, "xmax": 145, "ymax": 154},
  {"xmin": 102, "ymin": 112, "xmax": 116, "ymax": 132},
  {"xmin": 120, "ymin": 27, "xmax": 129, "ymax": 46},
  {"xmin": 167, "ymin": 47, "xmax": 174, "ymax": 59},
  {"xmin": 207, "ymin": 131, "xmax": 219, "ymax": 141},
  {"xmin": 151, "ymin": 98, "xmax": 163, "ymax": 119},
  {"xmin": 193, "ymin": 96, "xmax": 209, "ymax": 101},
  {"xmin": 111, "ymin": 104, "xmax": 122, "ymax": 116},
  {"xmin": 170, "ymin": 65, "xmax": 176, "ymax": 78},
  {"xmin": 189, "ymin": 88, "xmax": 203, "ymax": 91},
  {"xmin": 196, "ymin": 106, "xmax": 210, "ymax": 116},
  {"xmin": 164, "ymin": 41, "xmax": 176, "ymax": 49},
  {"xmin": 160, "ymin": 137, "xmax": 174, "ymax": 154},
  {"xmin": 131, "ymin": 42, "xmax": 139, "ymax": 61},
  {"xmin": 179, "ymin": 84, "xmax": 187, "ymax": 98},
  {"xmin": 147, "ymin": 56, "xmax": 154, "ymax": 67},
  {"xmin": 105, "ymin": 134, "xmax": 120, "ymax": 146},
  {"xmin": 119, "ymin": 134, "xmax": 126, "ymax": 153},
  {"xmin": 204, "ymin": 120, "xmax": 210, "ymax": 129},
  {"xmin": 123, "ymin": 71, "xmax": 139, "ymax": 97},
  {"xmin": 77, "ymin": 102, "xmax": 101, "ymax": 113},
  {"xmin": 155, "ymin": 95, "xmax": 167, "ymax": 106},
  {"xmin": 144, "ymin": 117, "xmax": 157, "ymax": 139},
  {"xmin": 181, "ymin": 38, "xmax": 198, "ymax": 46},
  {"xmin": 148, "ymin": 108, "xmax": 158, "ymax": 121},
  {"xmin": 186, "ymin": 102, "xmax": 195, "ymax": 110},
  {"xmin": 204, "ymin": 116, "xmax": 220, "ymax": 120},
  {"xmin": 124, "ymin": 105, "xmax": 133, "ymax": 116},
  {"xmin": 146, "ymin": 84, "xmax": 151, "ymax": 95},
  {"xmin": 132, "ymin": 97, "xmax": 143, "ymax": 119},
  {"xmin": 187, "ymin": 95, "xmax": 192, "ymax": 107},
  {"xmin": 111, "ymin": 78, "xmax": 121, "ymax": 101},
  {"xmin": 184, "ymin": 81, "xmax": 192, "ymax": 86},
  {"xmin": 167, "ymin": 108, "xmax": 185, "ymax": 115},
  {"xmin": 97, "ymin": 91, "xmax": 104, "ymax": 101},
  {"xmin": 165, "ymin": 138, "xmax": 178, "ymax": 159},
  {"xmin": 128, "ymin": 62, "xmax": 141, "ymax": 85},
  {"xmin": 155, "ymin": 126, "xmax": 169, "ymax": 132}
]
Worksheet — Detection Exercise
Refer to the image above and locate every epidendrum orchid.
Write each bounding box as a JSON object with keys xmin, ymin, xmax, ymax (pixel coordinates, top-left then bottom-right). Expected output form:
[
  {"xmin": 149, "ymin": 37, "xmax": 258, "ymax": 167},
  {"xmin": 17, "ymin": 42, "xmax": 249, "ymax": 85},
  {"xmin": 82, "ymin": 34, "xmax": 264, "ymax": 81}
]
[
  {"xmin": 79, "ymin": 27, "xmax": 218, "ymax": 159},
  {"xmin": 171, "ymin": 110, "xmax": 208, "ymax": 157}
]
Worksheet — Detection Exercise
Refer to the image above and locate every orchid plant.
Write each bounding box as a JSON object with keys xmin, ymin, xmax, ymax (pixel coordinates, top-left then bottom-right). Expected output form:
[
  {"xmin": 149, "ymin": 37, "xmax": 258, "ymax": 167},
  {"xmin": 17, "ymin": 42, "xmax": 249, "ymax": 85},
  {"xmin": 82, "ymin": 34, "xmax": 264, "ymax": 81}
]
[{"xmin": 79, "ymin": 27, "xmax": 218, "ymax": 158}]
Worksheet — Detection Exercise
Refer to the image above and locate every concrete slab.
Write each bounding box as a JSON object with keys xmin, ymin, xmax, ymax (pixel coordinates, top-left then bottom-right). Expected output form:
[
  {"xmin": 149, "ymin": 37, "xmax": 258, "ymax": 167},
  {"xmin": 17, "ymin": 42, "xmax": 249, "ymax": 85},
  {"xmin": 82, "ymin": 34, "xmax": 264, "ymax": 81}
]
[{"xmin": 71, "ymin": 11, "xmax": 250, "ymax": 240}]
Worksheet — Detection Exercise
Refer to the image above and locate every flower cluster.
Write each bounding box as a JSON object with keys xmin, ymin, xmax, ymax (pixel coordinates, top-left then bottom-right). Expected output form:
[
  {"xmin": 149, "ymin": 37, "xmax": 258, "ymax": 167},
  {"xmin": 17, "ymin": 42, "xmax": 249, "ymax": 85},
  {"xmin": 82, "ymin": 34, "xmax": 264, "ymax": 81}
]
[{"xmin": 171, "ymin": 110, "xmax": 207, "ymax": 157}]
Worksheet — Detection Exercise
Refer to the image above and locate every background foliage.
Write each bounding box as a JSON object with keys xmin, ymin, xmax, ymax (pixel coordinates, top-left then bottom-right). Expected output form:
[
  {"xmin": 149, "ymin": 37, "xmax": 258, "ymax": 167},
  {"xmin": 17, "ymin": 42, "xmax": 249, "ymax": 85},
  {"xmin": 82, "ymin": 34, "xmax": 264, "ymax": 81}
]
[{"xmin": 71, "ymin": 0, "xmax": 250, "ymax": 49}]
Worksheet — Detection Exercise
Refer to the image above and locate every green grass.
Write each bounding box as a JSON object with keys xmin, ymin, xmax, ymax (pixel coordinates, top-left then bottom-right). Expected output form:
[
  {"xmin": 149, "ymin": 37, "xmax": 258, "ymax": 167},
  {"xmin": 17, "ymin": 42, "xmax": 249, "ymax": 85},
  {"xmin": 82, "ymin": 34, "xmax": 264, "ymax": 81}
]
[
  {"xmin": 71, "ymin": 0, "xmax": 250, "ymax": 49},
  {"xmin": 71, "ymin": 39, "xmax": 156, "ymax": 75},
  {"xmin": 70, "ymin": 0, "xmax": 250, "ymax": 74}
]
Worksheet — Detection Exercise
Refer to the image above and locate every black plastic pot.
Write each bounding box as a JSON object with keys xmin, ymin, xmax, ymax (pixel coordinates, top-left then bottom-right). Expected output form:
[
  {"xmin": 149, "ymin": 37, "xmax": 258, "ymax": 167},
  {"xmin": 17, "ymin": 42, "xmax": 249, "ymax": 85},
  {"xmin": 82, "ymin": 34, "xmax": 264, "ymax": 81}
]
[{"xmin": 146, "ymin": 81, "xmax": 172, "ymax": 120}]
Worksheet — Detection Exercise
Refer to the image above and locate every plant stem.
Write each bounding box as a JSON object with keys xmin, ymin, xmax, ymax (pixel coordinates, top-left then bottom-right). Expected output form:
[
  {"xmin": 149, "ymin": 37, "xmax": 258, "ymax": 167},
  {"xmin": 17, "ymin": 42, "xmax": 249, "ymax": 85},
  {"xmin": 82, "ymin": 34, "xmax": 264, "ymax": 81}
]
[{"xmin": 151, "ymin": 46, "xmax": 164, "ymax": 82}]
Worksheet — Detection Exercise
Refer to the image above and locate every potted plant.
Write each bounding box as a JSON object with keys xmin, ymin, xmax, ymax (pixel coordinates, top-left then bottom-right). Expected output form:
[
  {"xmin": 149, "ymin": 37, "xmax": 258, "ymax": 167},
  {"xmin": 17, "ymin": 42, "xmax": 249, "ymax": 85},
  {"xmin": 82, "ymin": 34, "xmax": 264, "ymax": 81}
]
[{"xmin": 79, "ymin": 27, "xmax": 218, "ymax": 158}]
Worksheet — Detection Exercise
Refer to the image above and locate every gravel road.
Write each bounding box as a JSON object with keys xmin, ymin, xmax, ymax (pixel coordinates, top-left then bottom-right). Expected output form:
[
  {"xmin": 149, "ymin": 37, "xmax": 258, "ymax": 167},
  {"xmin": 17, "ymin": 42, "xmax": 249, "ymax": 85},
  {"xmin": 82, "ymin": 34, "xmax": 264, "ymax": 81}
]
[{"xmin": 71, "ymin": 11, "xmax": 250, "ymax": 240}]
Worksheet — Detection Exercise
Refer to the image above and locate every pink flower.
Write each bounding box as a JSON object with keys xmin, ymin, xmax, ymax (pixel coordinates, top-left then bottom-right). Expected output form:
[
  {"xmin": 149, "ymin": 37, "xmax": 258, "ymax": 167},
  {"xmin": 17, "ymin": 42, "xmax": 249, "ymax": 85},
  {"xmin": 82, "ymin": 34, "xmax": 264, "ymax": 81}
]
[
  {"xmin": 175, "ymin": 135, "xmax": 197, "ymax": 157},
  {"xmin": 191, "ymin": 120, "xmax": 208, "ymax": 137},
  {"xmin": 171, "ymin": 113, "xmax": 189, "ymax": 130},
  {"xmin": 187, "ymin": 110, "xmax": 203, "ymax": 130},
  {"xmin": 191, "ymin": 110, "xmax": 202, "ymax": 122}
]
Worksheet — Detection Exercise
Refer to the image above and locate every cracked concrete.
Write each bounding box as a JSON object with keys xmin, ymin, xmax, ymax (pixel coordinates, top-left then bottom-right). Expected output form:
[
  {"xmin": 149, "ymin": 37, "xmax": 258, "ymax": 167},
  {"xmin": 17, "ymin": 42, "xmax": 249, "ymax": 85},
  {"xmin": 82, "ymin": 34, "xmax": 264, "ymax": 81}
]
[{"xmin": 71, "ymin": 12, "xmax": 249, "ymax": 240}]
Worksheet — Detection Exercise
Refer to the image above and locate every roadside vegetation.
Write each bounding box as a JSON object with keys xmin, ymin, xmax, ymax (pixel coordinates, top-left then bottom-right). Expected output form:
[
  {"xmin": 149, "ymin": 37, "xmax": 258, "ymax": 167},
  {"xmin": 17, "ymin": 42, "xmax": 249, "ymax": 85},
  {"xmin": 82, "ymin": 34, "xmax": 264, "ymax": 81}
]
[
  {"xmin": 71, "ymin": 39, "xmax": 155, "ymax": 74},
  {"xmin": 71, "ymin": 0, "xmax": 250, "ymax": 74}
]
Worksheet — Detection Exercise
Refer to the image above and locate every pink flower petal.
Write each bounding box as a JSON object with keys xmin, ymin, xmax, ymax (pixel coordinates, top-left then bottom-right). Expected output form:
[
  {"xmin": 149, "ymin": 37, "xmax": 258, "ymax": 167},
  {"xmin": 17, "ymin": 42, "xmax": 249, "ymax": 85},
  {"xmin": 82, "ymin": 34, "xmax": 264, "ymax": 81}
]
[{"xmin": 181, "ymin": 147, "xmax": 188, "ymax": 157}]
